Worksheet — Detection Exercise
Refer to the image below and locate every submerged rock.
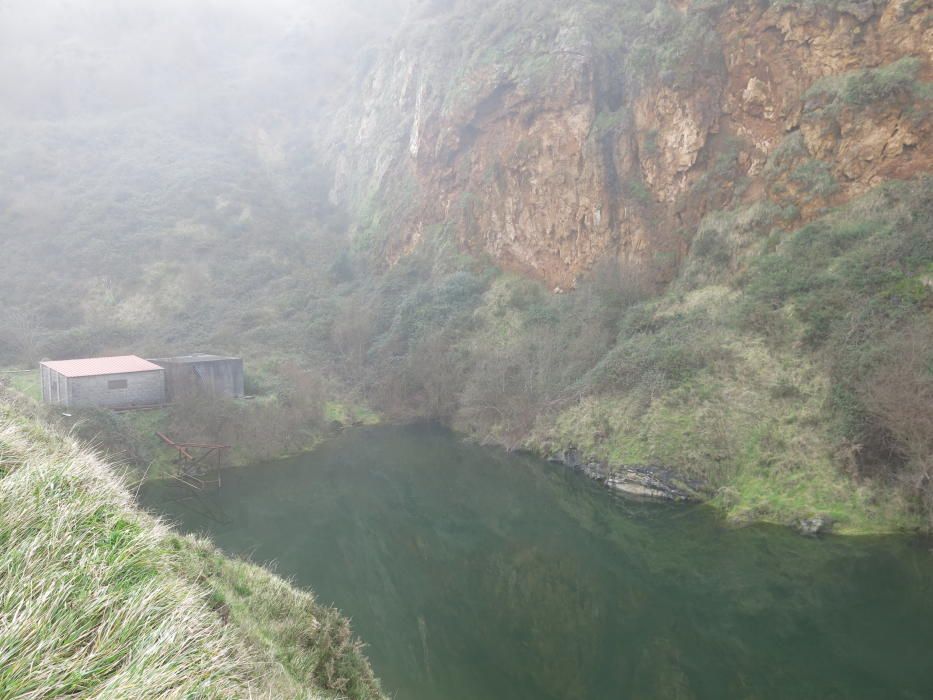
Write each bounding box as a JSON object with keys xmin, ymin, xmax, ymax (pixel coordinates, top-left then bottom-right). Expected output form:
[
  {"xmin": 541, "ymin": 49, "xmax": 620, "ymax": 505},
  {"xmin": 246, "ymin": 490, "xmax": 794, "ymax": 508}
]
[
  {"xmin": 796, "ymin": 515, "xmax": 834, "ymax": 536},
  {"xmin": 604, "ymin": 468, "xmax": 703, "ymax": 502},
  {"xmin": 550, "ymin": 448, "xmax": 703, "ymax": 502}
]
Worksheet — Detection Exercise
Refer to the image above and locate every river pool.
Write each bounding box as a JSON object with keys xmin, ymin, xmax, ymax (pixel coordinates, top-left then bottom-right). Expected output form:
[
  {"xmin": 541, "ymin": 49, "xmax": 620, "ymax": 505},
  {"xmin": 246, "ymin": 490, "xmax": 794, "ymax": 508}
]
[{"xmin": 140, "ymin": 424, "xmax": 933, "ymax": 699}]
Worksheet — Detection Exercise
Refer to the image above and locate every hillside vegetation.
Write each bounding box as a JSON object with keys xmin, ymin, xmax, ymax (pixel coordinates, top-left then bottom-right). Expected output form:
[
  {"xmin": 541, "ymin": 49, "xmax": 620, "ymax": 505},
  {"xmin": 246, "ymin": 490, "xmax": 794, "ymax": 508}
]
[
  {"xmin": 0, "ymin": 0, "xmax": 931, "ymax": 533},
  {"xmin": 304, "ymin": 178, "xmax": 933, "ymax": 532},
  {"xmin": 8, "ymin": 177, "xmax": 928, "ymax": 534},
  {"xmin": 0, "ymin": 391, "xmax": 385, "ymax": 699}
]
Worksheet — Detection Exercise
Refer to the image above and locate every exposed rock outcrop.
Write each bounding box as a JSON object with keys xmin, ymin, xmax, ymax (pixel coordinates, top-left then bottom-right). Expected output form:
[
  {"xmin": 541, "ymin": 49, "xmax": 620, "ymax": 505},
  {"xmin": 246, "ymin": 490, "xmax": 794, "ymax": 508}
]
[
  {"xmin": 330, "ymin": 0, "xmax": 931, "ymax": 287},
  {"xmin": 796, "ymin": 515, "xmax": 835, "ymax": 536},
  {"xmin": 550, "ymin": 447, "xmax": 705, "ymax": 502}
]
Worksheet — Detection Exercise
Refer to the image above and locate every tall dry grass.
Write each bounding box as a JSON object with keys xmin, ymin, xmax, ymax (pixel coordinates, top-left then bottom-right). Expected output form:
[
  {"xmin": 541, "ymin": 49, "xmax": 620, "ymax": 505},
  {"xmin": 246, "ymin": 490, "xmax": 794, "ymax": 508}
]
[{"xmin": 0, "ymin": 408, "xmax": 278, "ymax": 699}]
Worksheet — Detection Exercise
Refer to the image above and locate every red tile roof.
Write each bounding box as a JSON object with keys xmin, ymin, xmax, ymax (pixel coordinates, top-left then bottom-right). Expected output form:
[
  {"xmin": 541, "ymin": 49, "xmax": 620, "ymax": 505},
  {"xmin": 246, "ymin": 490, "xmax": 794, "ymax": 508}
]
[{"xmin": 41, "ymin": 355, "xmax": 163, "ymax": 378}]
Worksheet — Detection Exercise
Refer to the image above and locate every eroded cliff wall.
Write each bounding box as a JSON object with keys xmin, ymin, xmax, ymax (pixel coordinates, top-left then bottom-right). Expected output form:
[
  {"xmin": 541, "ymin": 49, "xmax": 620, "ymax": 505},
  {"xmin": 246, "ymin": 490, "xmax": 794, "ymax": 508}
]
[{"xmin": 330, "ymin": 0, "xmax": 931, "ymax": 287}]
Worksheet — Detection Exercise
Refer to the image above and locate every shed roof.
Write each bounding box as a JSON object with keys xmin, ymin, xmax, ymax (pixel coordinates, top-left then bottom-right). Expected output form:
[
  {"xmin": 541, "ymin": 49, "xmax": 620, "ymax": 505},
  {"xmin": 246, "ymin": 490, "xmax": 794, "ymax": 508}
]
[
  {"xmin": 152, "ymin": 354, "xmax": 241, "ymax": 364},
  {"xmin": 41, "ymin": 355, "xmax": 163, "ymax": 378}
]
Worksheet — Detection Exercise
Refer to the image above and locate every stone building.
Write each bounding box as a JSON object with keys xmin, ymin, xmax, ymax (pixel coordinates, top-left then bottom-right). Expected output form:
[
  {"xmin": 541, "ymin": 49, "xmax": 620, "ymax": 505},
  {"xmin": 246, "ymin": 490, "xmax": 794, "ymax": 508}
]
[
  {"xmin": 151, "ymin": 354, "xmax": 244, "ymax": 402},
  {"xmin": 40, "ymin": 356, "xmax": 165, "ymax": 409}
]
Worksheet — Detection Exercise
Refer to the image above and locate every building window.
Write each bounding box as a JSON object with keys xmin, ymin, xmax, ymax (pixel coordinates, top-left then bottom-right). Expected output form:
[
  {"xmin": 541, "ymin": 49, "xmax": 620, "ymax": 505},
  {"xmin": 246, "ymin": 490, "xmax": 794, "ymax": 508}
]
[{"xmin": 108, "ymin": 379, "xmax": 128, "ymax": 390}]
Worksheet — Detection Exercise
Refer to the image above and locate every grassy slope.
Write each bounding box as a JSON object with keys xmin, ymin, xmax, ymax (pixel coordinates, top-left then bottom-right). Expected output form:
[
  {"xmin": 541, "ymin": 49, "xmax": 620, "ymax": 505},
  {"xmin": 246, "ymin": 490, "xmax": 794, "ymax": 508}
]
[
  {"xmin": 0, "ymin": 392, "xmax": 385, "ymax": 700},
  {"xmin": 527, "ymin": 294, "xmax": 917, "ymax": 534},
  {"xmin": 523, "ymin": 179, "xmax": 932, "ymax": 533}
]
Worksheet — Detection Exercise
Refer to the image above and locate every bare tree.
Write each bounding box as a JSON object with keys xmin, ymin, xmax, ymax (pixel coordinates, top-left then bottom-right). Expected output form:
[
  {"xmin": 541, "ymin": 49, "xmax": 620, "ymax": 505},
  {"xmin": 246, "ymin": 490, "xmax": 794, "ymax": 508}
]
[{"xmin": 861, "ymin": 318, "xmax": 933, "ymax": 522}]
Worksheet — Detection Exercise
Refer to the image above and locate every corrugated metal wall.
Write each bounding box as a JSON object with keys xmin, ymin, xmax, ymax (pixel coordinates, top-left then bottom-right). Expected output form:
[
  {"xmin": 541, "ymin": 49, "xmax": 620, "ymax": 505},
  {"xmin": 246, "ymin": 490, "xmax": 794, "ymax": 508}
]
[{"xmin": 158, "ymin": 358, "xmax": 244, "ymax": 401}]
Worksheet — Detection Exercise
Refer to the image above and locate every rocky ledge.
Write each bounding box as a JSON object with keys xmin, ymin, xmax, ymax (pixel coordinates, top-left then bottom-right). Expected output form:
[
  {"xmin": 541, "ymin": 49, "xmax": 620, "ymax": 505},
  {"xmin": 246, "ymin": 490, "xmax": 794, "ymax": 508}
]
[
  {"xmin": 795, "ymin": 515, "xmax": 835, "ymax": 536},
  {"xmin": 549, "ymin": 448, "xmax": 704, "ymax": 503}
]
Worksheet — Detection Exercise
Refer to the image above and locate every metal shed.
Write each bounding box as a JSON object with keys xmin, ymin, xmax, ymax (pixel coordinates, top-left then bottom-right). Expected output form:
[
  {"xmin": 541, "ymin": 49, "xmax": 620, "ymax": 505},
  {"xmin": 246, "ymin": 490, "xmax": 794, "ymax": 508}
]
[
  {"xmin": 40, "ymin": 356, "xmax": 166, "ymax": 409},
  {"xmin": 151, "ymin": 354, "xmax": 244, "ymax": 402}
]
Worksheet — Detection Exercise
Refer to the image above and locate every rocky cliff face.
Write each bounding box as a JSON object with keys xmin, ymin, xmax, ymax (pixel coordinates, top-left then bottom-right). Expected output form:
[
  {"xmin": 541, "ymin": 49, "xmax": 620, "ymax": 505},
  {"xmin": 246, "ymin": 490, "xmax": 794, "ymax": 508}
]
[{"xmin": 331, "ymin": 0, "xmax": 931, "ymax": 287}]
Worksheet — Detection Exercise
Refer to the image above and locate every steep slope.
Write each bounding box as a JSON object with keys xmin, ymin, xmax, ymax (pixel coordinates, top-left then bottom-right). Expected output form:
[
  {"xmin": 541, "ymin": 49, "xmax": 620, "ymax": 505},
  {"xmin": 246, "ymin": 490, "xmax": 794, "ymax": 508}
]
[
  {"xmin": 333, "ymin": 0, "xmax": 931, "ymax": 287},
  {"xmin": 317, "ymin": 0, "xmax": 933, "ymax": 532},
  {"xmin": 0, "ymin": 0, "xmax": 930, "ymax": 533},
  {"xmin": 0, "ymin": 391, "xmax": 385, "ymax": 699}
]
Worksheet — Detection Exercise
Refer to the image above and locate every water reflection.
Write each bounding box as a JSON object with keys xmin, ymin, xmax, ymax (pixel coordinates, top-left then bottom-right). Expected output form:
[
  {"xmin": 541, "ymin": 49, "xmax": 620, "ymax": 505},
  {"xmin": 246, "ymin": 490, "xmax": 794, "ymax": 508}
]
[{"xmin": 141, "ymin": 425, "xmax": 933, "ymax": 700}]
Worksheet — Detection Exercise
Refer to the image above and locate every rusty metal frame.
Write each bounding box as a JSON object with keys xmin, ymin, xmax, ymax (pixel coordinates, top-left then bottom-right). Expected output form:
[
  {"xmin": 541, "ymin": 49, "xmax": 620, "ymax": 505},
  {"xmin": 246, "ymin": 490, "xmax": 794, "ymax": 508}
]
[{"xmin": 156, "ymin": 432, "xmax": 231, "ymax": 467}]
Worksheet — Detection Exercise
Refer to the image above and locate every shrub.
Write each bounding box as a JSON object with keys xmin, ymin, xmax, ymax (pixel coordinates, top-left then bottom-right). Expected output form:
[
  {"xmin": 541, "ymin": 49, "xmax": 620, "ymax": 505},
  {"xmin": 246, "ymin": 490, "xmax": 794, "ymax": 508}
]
[
  {"xmin": 506, "ymin": 278, "xmax": 547, "ymax": 311},
  {"xmin": 764, "ymin": 131, "xmax": 808, "ymax": 178},
  {"xmin": 805, "ymin": 57, "xmax": 923, "ymax": 109},
  {"xmin": 622, "ymin": 176, "xmax": 653, "ymax": 206},
  {"xmin": 843, "ymin": 57, "xmax": 922, "ymax": 106},
  {"xmin": 859, "ymin": 318, "xmax": 933, "ymax": 524},
  {"xmin": 789, "ymin": 160, "xmax": 839, "ymax": 198},
  {"xmin": 456, "ymin": 258, "xmax": 655, "ymax": 444},
  {"xmin": 740, "ymin": 178, "xmax": 933, "ymax": 509},
  {"xmin": 642, "ymin": 129, "xmax": 659, "ymax": 156},
  {"xmin": 373, "ymin": 269, "xmax": 486, "ymax": 359},
  {"xmin": 682, "ymin": 201, "xmax": 786, "ymax": 289},
  {"xmin": 691, "ymin": 228, "xmax": 731, "ymax": 265},
  {"xmin": 584, "ymin": 304, "xmax": 732, "ymax": 394}
]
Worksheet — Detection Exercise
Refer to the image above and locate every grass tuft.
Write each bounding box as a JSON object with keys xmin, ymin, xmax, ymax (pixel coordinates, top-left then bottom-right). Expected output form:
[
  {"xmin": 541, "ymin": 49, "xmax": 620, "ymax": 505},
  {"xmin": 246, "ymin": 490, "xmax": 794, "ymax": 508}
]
[{"xmin": 0, "ymin": 399, "xmax": 385, "ymax": 699}]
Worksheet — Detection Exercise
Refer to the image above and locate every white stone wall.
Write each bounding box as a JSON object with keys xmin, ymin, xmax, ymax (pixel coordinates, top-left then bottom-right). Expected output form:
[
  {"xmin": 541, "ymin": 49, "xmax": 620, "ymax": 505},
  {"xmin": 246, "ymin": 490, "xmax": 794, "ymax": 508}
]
[
  {"xmin": 41, "ymin": 366, "xmax": 69, "ymax": 405},
  {"xmin": 67, "ymin": 370, "xmax": 165, "ymax": 409},
  {"xmin": 40, "ymin": 365, "xmax": 52, "ymax": 403}
]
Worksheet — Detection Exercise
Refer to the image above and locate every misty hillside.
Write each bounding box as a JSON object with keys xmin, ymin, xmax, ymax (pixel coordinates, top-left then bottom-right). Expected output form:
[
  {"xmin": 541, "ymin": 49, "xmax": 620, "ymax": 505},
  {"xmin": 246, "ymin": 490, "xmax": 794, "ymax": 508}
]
[{"xmin": 1, "ymin": 0, "xmax": 931, "ymax": 533}]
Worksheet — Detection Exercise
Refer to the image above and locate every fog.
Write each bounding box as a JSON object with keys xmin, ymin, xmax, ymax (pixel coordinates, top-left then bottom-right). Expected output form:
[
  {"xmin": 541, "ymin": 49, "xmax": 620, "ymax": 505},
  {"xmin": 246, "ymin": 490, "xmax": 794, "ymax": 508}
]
[
  {"xmin": 0, "ymin": 0, "xmax": 411, "ymax": 120},
  {"xmin": 0, "ymin": 0, "xmax": 420, "ymax": 361}
]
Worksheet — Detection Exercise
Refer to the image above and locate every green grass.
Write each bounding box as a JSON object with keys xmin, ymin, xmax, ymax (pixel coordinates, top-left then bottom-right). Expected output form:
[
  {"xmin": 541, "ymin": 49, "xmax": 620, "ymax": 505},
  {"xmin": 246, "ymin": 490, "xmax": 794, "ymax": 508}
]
[
  {"xmin": 172, "ymin": 538, "xmax": 384, "ymax": 699},
  {"xmin": 0, "ymin": 395, "xmax": 385, "ymax": 699},
  {"xmin": 0, "ymin": 405, "xmax": 254, "ymax": 698},
  {"xmin": 324, "ymin": 401, "xmax": 380, "ymax": 427},
  {"xmin": 3, "ymin": 371, "xmax": 40, "ymax": 402},
  {"xmin": 535, "ymin": 369, "xmax": 919, "ymax": 533},
  {"xmin": 537, "ymin": 178, "xmax": 932, "ymax": 533}
]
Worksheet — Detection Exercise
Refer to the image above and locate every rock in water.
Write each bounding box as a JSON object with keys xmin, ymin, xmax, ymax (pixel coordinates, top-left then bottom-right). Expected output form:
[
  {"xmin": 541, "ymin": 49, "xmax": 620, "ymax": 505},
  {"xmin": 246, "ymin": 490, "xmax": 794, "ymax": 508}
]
[
  {"xmin": 796, "ymin": 515, "xmax": 834, "ymax": 536},
  {"xmin": 552, "ymin": 448, "xmax": 703, "ymax": 502}
]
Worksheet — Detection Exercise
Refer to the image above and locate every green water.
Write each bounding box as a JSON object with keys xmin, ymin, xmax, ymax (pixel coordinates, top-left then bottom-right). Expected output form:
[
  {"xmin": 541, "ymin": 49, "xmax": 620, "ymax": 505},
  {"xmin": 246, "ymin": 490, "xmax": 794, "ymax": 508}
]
[{"xmin": 140, "ymin": 425, "xmax": 933, "ymax": 699}]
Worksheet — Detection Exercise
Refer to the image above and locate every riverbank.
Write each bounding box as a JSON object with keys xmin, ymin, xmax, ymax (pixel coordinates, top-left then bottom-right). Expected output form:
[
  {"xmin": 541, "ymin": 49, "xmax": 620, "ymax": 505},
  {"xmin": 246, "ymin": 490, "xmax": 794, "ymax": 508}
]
[
  {"xmin": 2, "ymin": 367, "xmax": 922, "ymax": 537},
  {"xmin": 139, "ymin": 423, "xmax": 933, "ymax": 700},
  {"xmin": 520, "ymin": 386, "xmax": 922, "ymax": 536},
  {"xmin": 0, "ymin": 396, "xmax": 385, "ymax": 699}
]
